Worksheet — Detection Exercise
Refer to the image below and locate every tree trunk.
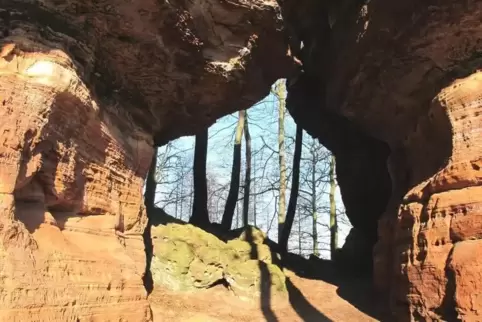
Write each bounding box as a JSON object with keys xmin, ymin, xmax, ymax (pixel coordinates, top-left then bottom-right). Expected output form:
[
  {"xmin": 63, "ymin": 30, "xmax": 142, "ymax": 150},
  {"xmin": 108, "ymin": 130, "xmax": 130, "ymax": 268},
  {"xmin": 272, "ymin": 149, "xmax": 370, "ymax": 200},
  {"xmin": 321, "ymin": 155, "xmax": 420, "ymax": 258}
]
[
  {"xmin": 329, "ymin": 154, "xmax": 338, "ymax": 258},
  {"xmin": 189, "ymin": 184, "xmax": 194, "ymax": 217},
  {"xmin": 242, "ymin": 111, "xmax": 252, "ymax": 227},
  {"xmin": 236, "ymin": 202, "xmax": 240, "ymax": 229},
  {"xmin": 277, "ymin": 81, "xmax": 287, "ymax": 244},
  {"xmin": 279, "ymin": 125, "xmax": 303, "ymax": 252},
  {"xmin": 253, "ymin": 152, "xmax": 257, "ymax": 227},
  {"xmin": 311, "ymin": 150, "xmax": 319, "ymax": 257},
  {"xmin": 180, "ymin": 184, "xmax": 184, "ymax": 221},
  {"xmin": 144, "ymin": 147, "xmax": 158, "ymax": 211},
  {"xmin": 298, "ymin": 214, "xmax": 302, "ymax": 255},
  {"xmin": 175, "ymin": 184, "xmax": 179, "ymax": 218},
  {"xmin": 190, "ymin": 128, "xmax": 210, "ymax": 227},
  {"xmin": 189, "ymin": 170, "xmax": 194, "ymax": 218},
  {"xmin": 221, "ymin": 110, "xmax": 245, "ymax": 230}
]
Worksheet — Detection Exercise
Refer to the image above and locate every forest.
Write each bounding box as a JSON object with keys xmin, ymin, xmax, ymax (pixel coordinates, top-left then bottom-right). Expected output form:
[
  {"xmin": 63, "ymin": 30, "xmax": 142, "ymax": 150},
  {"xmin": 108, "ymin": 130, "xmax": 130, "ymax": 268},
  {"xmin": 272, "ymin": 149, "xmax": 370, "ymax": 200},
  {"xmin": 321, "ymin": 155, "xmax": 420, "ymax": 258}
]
[{"xmin": 146, "ymin": 80, "xmax": 351, "ymax": 259}]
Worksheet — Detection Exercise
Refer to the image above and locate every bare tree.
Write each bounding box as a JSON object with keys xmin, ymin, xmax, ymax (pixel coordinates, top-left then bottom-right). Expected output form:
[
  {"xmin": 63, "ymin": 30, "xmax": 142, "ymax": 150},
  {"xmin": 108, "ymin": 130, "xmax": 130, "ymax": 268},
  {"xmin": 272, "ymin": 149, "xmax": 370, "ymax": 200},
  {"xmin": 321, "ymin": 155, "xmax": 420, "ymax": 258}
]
[
  {"xmin": 242, "ymin": 111, "xmax": 252, "ymax": 227},
  {"xmin": 275, "ymin": 81, "xmax": 287, "ymax": 244},
  {"xmin": 310, "ymin": 145, "xmax": 319, "ymax": 257},
  {"xmin": 207, "ymin": 172, "xmax": 228, "ymax": 223},
  {"xmin": 149, "ymin": 84, "xmax": 352, "ymax": 259},
  {"xmin": 221, "ymin": 110, "xmax": 246, "ymax": 230},
  {"xmin": 279, "ymin": 125, "xmax": 302, "ymax": 252},
  {"xmin": 296, "ymin": 136, "xmax": 331, "ymax": 257},
  {"xmin": 329, "ymin": 154, "xmax": 338, "ymax": 257},
  {"xmin": 252, "ymin": 151, "xmax": 257, "ymax": 227},
  {"xmin": 190, "ymin": 129, "xmax": 210, "ymax": 227}
]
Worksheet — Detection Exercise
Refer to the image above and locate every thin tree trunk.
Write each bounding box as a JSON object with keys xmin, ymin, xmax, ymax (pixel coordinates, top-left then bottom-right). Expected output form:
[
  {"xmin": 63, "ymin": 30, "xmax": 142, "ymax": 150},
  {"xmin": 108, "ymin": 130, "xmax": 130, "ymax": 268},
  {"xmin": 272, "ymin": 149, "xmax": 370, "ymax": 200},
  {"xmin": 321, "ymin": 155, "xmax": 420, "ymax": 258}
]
[
  {"xmin": 189, "ymin": 184, "xmax": 193, "ymax": 217},
  {"xmin": 277, "ymin": 81, "xmax": 287, "ymax": 244},
  {"xmin": 242, "ymin": 111, "xmax": 252, "ymax": 228},
  {"xmin": 298, "ymin": 214, "xmax": 302, "ymax": 255},
  {"xmin": 221, "ymin": 110, "xmax": 245, "ymax": 230},
  {"xmin": 190, "ymin": 128, "xmax": 210, "ymax": 227},
  {"xmin": 144, "ymin": 148, "xmax": 158, "ymax": 211},
  {"xmin": 279, "ymin": 125, "xmax": 303, "ymax": 252},
  {"xmin": 236, "ymin": 202, "xmax": 240, "ymax": 229},
  {"xmin": 253, "ymin": 153, "xmax": 257, "ymax": 227},
  {"xmin": 175, "ymin": 185, "xmax": 179, "ymax": 218},
  {"xmin": 267, "ymin": 197, "xmax": 271, "ymax": 234},
  {"xmin": 312, "ymin": 150, "xmax": 319, "ymax": 257},
  {"xmin": 180, "ymin": 185, "xmax": 184, "ymax": 221},
  {"xmin": 329, "ymin": 154, "xmax": 338, "ymax": 258}
]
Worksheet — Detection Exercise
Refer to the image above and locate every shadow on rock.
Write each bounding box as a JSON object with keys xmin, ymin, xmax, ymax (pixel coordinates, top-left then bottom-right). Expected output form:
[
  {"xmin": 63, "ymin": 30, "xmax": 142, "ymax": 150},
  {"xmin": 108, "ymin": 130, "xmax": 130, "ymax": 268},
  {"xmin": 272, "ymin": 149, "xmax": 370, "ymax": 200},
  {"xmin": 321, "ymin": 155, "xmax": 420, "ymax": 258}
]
[
  {"xmin": 283, "ymin": 252, "xmax": 387, "ymax": 321},
  {"xmin": 285, "ymin": 278, "xmax": 332, "ymax": 322},
  {"xmin": 245, "ymin": 227, "xmax": 278, "ymax": 322},
  {"xmin": 13, "ymin": 91, "xmax": 108, "ymax": 233},
  {"xmin": 245, "ymin": 227, "xmax": 332, "ymax": 322}
]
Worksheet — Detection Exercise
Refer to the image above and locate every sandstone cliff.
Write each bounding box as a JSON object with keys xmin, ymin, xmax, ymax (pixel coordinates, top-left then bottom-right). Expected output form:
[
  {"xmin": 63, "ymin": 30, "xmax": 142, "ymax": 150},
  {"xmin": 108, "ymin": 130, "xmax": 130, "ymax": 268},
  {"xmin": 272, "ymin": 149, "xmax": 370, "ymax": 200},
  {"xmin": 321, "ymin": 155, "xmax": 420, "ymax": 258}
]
[
  {"xmin": 0, "ymin": 0, "xmax": 291, "ymax": 320},
  {"xmin": 1, "ymin": 0, "xmax": 481, "ymax": 321},
  {"xmin": 285, "ymin": 0, "xmax": 482, "ymax": 320}
]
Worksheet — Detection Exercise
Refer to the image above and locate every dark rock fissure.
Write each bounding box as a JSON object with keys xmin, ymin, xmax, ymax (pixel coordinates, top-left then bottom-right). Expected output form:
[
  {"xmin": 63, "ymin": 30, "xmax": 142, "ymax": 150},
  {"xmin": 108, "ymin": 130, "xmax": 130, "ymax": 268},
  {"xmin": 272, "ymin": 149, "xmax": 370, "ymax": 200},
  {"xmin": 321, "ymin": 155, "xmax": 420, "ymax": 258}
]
[
  {"xmin": 434, "ymin": 246, "xmax": 460, "ymax": 322},
  {"xmin": 142, "ymin": 217, "xmax": 154, "ymax": 295},
  {"xmin": 207, "ymin": 277, "xmax": 231, "ymax": 290},
  {"xmin": 286, "ymin": 71, "xmax": 393, "ymax": 271}
]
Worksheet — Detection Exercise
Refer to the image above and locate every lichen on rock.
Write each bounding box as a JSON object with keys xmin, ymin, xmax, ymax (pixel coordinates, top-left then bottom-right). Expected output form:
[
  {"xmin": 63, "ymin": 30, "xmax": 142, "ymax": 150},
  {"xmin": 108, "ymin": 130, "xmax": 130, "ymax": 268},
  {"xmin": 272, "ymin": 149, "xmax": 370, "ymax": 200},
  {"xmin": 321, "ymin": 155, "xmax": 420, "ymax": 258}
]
[{"xmin": 150, "ymin": 223, "xmax": 286, "ymax": 299}]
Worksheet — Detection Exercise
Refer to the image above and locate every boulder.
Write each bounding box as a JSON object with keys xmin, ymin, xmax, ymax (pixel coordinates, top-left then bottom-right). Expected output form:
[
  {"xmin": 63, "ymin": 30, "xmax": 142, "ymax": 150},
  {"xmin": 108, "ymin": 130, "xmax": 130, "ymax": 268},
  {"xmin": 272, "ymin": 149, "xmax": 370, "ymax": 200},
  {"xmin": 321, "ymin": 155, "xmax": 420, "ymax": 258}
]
[
  {"xmin": 225, "ymin": 260, "xmax": 286, "ymax": 299},
  {"xmin": 150, "ymin": 223, "xmax": 286, "ymax": 299}
]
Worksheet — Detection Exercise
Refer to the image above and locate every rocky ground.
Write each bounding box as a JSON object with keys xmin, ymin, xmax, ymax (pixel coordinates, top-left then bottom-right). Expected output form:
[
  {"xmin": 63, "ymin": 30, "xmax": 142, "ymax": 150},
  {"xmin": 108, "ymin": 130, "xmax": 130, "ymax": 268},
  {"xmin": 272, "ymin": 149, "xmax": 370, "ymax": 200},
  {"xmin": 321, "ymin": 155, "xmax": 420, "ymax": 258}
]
[
  {"xmin": 149, "ymin": 266, "xmax": 383, "ymax": 322},
  {"xmin": 147, "ymin": 221, "xmax": 386, "ymax": 322}
]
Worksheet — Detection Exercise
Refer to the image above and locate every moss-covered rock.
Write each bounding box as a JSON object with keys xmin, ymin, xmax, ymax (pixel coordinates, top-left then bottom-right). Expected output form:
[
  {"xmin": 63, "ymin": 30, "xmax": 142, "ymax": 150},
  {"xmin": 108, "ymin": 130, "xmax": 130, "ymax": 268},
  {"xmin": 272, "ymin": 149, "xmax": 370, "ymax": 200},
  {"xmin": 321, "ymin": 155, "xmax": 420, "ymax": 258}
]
[
  {"xmin": 226, "ymin": 239, "xmax": 272, "ymax": 263},
  {"xmin": 151, "ymin": 223, "xmax": 226, "ymax": 291},
  {"xmin": 224, "ymin": 260, "xmax": 286, "ymax": 299},
  {"xmin": 235, "ymin": 225, "xmax": 268, "ymax": 244},
  {"xmin": 150, "ymin": 223, "xmax": 286, "ymax": 298}
]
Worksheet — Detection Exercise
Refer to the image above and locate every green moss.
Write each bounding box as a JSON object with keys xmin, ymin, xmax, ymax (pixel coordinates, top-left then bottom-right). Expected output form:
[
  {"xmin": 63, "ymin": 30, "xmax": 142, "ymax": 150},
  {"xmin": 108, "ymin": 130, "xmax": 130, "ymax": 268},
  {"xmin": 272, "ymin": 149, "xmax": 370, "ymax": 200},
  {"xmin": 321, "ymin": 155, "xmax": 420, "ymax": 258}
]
[
  {"xmin": 224, "ymin": 260, "xmax": 286, "ymax": 298},
  {"xmin": 151, "ymin": 223, "xmax": 286, "ymax": 297},
  {"xmin": 226, "ymin": 240, "xmax": 272, "ymax": 264}
]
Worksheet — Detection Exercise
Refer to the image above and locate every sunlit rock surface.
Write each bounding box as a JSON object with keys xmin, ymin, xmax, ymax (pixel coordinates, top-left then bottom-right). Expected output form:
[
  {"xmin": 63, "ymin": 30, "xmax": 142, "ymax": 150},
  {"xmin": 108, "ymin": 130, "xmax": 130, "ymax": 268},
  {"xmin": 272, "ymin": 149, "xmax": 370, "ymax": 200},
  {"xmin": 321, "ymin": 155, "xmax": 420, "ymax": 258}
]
[
  {"xmin": 285, "ymin": 0, "xmax": 482, "ymax": 320},
  {"xmin": 150, "ymin": 223, "xmax": 286, "ymax": 299},
  {"xmin": 0, "ymin": 0, "xmax": 290, "ymax": 320},
  {"xmin": 1, "ymin": 0, "xmax": 481, "ymax": 320}
]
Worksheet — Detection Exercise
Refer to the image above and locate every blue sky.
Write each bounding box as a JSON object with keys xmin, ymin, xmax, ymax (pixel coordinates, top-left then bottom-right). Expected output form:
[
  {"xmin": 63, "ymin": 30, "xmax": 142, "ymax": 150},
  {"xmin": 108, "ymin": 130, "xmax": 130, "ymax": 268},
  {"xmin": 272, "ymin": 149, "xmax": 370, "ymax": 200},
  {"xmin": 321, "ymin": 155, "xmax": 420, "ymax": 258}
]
[{"xmin": 156, "ymin": 82, "xmax": 351, "ymax": 258}]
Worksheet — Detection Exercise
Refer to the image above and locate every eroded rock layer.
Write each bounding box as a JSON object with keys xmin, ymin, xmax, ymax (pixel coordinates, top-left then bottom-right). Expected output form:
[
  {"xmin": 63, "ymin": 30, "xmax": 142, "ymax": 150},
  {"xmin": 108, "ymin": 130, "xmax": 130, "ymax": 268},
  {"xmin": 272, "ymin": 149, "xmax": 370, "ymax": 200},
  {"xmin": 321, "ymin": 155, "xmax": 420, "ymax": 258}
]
[
  {"xmin": 150, "ymin": 223, "xmax": 286, "ymax": 299},
  {"xmin": 1, "ymin": 0, "xmax": 481, "ymax": 320},
  {"xmin": 0, "ymin": 42, "xmax": 153, "ymax": 321},
  {"xmin": 385, "ymin": 73, "xmax": 482, "ymax": 321},
  {"xmin": 285, "ymin": 0, "xmax": 482, "ymax": 320},
  {"xmin": 0, "ymin": 0, "xmax": 291, "ymax": 320}
]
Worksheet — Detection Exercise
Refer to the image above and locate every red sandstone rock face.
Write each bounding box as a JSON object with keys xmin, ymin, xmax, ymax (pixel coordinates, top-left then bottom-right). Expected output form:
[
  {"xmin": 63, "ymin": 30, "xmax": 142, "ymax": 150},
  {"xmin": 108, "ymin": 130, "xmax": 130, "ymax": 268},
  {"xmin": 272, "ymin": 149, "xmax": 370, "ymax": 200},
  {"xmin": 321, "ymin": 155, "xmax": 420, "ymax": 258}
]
[
  {"xmin": 0, "ymin": 51, "xmax": 153, "ymax": 320},
  {"xmin": 387, "ymin": 73, "xmax": 482, "ymax": 321},
  {"xmin": 286, "ymin": 0, "xmax": 482, "ymax": 320},
  {"xmin": 0, "ymin": 0, "xmax": 291, "ymax": 320},
  {"xmin": 2, "ymin": 0, "xmax": 480, "ymax": 320}
]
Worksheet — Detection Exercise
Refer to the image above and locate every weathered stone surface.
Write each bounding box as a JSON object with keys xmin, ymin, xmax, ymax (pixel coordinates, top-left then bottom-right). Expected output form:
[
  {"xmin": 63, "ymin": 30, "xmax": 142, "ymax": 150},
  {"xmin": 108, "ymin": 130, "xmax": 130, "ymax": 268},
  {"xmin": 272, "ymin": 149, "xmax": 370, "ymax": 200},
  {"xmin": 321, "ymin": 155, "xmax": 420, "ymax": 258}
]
[
  {"xmin": 151, "ymin": 223, "xmax": 225, "ymax": 291},
  {"xmin": 1, "ymin": 0, "xmax": 481, "ymax": 320},
  {"xmin": 0, "ymin": 0, "xmax": 292, "ymax": 319},
  {"xmin": 150, "ymin": 223, "xmax": 286, "ymax": 299},
  {"xmin": 224, "ymin": 260, "xmax": 286, "ymax": 299},
  {"xmin": 285, "ymin": 0, "xmax": 482, "ymax": 320},
  {"xmin": 449, "ymin": 240, "xmax": 482, "ymax": 320},
  {"xmin": 382, "ymin": 73, "xmax": 482, "ymax": 321},
  {"xmin": 0, "ymin": 43, "xmax": 153, "ymax": 320}
]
